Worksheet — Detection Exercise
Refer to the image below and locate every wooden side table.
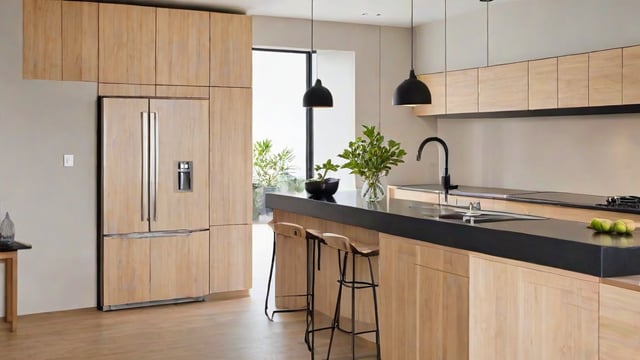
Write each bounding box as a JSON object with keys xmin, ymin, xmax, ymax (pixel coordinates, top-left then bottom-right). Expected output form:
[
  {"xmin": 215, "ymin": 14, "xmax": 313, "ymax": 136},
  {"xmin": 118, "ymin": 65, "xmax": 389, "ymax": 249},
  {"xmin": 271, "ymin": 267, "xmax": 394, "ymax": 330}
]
[{"xmin": 0, "ymin": 241, "xmax": 32, "ymax": 332}]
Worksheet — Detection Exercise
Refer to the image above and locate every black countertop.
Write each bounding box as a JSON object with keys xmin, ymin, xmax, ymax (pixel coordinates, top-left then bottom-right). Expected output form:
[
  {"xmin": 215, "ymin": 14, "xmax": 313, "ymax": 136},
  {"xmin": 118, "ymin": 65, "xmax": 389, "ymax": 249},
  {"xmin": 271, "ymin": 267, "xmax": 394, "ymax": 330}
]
[
  {"xmin": 0, "ymin": 241, "xmax": 32, "ymax": 252},
  {"xmin": 266, "ymin": 191, "xmax": 640, "ymax": 277}
]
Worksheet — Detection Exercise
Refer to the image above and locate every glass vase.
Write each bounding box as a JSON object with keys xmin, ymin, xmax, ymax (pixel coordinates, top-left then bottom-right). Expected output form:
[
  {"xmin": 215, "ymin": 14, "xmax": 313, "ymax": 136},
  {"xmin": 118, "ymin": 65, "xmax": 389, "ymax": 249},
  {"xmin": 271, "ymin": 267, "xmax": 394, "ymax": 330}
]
[{"xmin": 361, "ymin": 175, "xmax": 385, "ymax": 202}]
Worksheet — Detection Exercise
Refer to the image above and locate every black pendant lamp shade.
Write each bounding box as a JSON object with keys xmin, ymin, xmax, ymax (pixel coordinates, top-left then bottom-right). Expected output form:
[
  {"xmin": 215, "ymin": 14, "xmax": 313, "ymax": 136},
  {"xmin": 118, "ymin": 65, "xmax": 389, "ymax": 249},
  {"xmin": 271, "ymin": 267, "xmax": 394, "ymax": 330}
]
[
  {"xmin": 303, "ymin": 0, "xmax": 333, "ymax": 108},
  {"xmin": 303, "ymin": 79, "xmax": 333, "ymax": 107},
  {"xmin": 393, "ymin": 69, "xmax": 431, "ymax": 106},
  {"xmin": 393, "ymin": 0, "xmax": 432, "ymax": 106}
]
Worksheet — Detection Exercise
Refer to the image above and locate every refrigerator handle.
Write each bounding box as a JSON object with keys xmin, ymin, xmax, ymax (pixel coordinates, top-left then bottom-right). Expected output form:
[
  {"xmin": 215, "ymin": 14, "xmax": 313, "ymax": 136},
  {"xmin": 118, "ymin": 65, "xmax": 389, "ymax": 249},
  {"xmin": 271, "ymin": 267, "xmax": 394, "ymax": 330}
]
[
  {"xmin": 141, "ymin": 112, "xmax": 149, "ymax": 222},
  {"xmin": 152, "ymin": 112, "xmax": 159, "ymax": 222}
]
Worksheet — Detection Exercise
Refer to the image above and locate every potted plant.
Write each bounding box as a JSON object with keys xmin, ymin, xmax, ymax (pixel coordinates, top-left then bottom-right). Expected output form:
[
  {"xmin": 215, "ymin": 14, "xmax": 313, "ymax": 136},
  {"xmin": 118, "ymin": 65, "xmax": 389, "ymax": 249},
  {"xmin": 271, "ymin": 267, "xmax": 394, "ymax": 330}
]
[
  {"xmin": 338, "ymin": 125, "xmax": 407, "ymax": 202},
  {"xmin": 252, "ymin": 139, "xmax": 295, "ymax": 219},
  {"xmin": 305, "ymin": 159, "xmax": 340, "ymax": 197}
]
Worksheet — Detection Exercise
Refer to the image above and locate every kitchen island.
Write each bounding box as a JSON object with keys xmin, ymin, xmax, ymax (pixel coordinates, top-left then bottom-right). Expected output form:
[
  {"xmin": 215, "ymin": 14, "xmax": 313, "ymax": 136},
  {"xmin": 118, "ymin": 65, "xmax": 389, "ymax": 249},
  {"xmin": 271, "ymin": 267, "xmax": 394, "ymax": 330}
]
[{"xmin": 266, "ymin": 191, "xmax": 640, "ymax": 359}]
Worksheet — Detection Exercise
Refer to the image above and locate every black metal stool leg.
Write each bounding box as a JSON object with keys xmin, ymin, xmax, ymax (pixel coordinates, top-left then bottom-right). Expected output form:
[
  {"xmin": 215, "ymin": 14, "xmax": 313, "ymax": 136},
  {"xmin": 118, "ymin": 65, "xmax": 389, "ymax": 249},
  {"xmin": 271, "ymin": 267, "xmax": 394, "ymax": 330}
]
[
  {"xmin": 327, "ymin": 250, "xmax": 348, "ymax": 360},
  {"xmin": 351, "ymin": 252, "xmax": 356, "ymax": 360},
  {"xmin": 368, "ymin": 257, "xmax": 381, "ymax": 360},
  {"xmin": 264, "ymin": 233, "xmax": 277, "ymax": 321}
]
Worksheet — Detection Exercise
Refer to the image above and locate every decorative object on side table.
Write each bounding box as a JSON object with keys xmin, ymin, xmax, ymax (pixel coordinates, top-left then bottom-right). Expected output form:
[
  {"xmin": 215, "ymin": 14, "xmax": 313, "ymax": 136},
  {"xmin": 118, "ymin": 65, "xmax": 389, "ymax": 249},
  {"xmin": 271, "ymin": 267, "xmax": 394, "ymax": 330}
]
[
  {"xmin": 252, "ymin": 139, "xmax": 296, "ymax": 219},
  {"xmin": 305, "ymin": 159, "xmax": 340, "ymax": 197},
  {"xmin": 0, "ymin": 212, "xmax": 15, "ymax": 243},
  {"xmin": 339, "ymin": 125, "xmax": 407, "ymax": 202}
]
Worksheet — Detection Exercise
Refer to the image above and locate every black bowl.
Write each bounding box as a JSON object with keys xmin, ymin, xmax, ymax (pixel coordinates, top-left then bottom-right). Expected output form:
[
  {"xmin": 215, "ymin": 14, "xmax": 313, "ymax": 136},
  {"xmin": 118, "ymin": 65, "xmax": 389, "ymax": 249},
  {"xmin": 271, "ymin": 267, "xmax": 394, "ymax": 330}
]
[
  {"xmin": 322, "ymin": 178, "xmax": 340, "ymax": 196},
  {"xmin": 305, "ymin": 178, "xmax": 340, "ymax": 197}
]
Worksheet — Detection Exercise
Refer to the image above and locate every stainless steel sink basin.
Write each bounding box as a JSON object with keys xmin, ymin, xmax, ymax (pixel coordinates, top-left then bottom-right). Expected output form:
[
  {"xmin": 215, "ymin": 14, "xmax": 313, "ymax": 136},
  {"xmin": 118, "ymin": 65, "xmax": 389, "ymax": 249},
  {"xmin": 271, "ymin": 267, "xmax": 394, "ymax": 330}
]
[{"xmin": 408, "ymin": 203, "xmax": 546, "ymax": 224}]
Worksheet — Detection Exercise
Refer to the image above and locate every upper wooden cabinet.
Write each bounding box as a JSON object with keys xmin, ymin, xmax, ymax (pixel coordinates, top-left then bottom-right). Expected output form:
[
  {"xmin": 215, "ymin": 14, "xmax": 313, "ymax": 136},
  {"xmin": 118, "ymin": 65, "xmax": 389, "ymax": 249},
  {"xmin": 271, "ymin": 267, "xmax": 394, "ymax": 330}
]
[
  {"xmin": 589, "ymin": 49, "xmax": 623, "ymax": 106},
  {"xmin": 23, "ymin": 0, "xmax": 62, "ymax": 80},
  {"xmin": 447, "ymin": 69, "xmax": 478, "ymax": 114},
  {"xmin": 62, "ymin": 1, "xmax": 98, "ymax": 82},
  {"xmin": 414, "ymin": 73, "xmax": 445, "ymax": 116},
  {"xmin": 156, "ymin": 8, "xmax": 210, "ymax": 86},
  {"xmin": 210, "ymin": 13, "xmax": 252, "ymax": 87},
  {"xmin": 558, "ymin": 53, "xmax": 589, "ymax": 108},
  {"xmin": 623, "ymin": 45, "xmax": 640, "ymax": 105},
  {"xmin": 479, "ymin": 62, "xmax": 529, "ymax": 112},
  {"xmin": 529, "ymin": 58, "xmax": 558, "ymax": 109},
  {"xmin": 99, "ymin": 3, "xmax": 156, "ymax": 85}
]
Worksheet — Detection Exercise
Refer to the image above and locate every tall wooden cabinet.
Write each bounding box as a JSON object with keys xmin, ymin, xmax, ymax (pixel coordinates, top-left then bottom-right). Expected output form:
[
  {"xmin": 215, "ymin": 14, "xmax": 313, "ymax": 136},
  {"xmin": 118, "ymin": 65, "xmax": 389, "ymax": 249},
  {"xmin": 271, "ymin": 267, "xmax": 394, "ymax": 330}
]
[
  {"xmin": 62, "ymin": 1, "xmax": 98, "ymax": 82},
  {"xmin": 210, "ymin": 13, "xmax": 252, "ymax": 87},
  {"xmin": 23, "ymin": 0, "xmax": 62, "ymax": 80}
]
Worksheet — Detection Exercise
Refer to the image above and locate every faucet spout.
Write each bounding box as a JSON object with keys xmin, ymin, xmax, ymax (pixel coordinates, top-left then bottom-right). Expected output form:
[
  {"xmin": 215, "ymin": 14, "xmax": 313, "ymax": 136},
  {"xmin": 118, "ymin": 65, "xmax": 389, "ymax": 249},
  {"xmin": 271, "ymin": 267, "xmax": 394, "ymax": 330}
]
[{"xmin": 416, "ymin": 136, "xmax": 457, "ymax": 200}]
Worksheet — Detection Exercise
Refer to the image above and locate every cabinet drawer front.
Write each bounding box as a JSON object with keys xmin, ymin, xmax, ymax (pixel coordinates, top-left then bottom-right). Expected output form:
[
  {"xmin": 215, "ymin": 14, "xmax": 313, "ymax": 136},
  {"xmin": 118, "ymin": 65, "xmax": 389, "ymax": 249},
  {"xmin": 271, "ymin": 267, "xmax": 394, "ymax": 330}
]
[{"xmin": 417, "ymin": 246, "xmax": 468, "ymax": 277}]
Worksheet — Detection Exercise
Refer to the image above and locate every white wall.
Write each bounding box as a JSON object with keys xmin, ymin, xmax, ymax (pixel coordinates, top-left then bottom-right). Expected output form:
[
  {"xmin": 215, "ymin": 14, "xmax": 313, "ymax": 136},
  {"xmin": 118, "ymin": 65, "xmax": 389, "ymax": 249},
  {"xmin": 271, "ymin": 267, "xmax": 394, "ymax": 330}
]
[
  {"xmin": 0, "ymin": 0, "xmax": 97, "ymax": 315},
  {"xmin": 253, "ymin": 16, "xmax": 440, "ymax": 188},
  {"xmin": 415, "ymin": 0, "xmax": 640, "ymax": 195}
]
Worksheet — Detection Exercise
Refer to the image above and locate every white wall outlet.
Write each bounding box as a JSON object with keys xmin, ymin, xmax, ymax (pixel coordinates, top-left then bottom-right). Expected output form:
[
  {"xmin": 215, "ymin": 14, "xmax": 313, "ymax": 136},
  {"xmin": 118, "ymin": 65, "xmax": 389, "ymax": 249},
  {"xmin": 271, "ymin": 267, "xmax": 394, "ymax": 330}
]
[{"xmin": 63, "ymin": 154, "xmax": 74, "ymax": 167}]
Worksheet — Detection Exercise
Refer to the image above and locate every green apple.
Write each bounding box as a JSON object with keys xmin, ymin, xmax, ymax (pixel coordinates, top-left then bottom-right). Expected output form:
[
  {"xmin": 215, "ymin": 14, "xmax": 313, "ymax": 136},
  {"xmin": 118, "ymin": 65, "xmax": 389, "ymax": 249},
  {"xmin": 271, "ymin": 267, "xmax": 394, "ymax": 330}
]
[
  {"xmin": 590, "ymin": 218, "xmax": 602, "ymax": 231},
  {"xmin": 613, "ymin": 220, "xmax": 627, "ymax": 234},
  {"xmin": 600, "ymin": 219, "xmax": 613, "ymax": 233},
  {"xmin": 621, "ymin": 219, "xmax": 636, "ymax": 233}
]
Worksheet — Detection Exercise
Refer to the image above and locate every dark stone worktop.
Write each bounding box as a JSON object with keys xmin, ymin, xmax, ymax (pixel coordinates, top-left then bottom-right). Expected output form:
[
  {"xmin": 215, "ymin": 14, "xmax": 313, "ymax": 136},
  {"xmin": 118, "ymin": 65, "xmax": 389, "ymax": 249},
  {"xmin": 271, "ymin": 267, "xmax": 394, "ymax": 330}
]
[{"xmin": 266, "ymin": 191, "xmax": 640, "ymax": 277}]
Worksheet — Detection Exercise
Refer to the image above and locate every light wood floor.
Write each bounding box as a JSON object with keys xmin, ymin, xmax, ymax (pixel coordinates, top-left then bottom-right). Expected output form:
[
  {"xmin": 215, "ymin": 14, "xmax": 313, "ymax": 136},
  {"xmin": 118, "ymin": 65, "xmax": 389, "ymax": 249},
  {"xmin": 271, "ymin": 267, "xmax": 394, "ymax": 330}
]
[{"xmin": 0, "ymin": 224, "xmax": 377, "ymax": 359}]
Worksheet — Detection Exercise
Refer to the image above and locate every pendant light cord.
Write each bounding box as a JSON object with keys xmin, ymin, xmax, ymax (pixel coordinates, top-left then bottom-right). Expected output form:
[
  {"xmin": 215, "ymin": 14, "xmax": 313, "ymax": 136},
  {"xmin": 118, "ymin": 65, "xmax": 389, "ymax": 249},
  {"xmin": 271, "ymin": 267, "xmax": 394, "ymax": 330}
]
[
  {"xmin": 410, "ymin": 0, "xmax": 414, "ymax": 70},
  {"xmin": 311, "ymin": 0, "xmax": 314, "ymax": 52},
  {"xmin": 444, "ymin": 0, "xmax": 447, "ymax": 73},
  {"xmin": 486, "ymin": 1, "xmax": 489, "ymax": 66}
]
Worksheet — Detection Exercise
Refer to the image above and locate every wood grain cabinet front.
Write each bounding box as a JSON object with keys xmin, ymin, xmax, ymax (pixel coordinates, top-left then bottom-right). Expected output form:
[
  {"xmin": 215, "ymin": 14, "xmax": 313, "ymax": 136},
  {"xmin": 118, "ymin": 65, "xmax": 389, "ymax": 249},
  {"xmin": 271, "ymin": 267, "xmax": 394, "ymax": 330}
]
[
  {"xmin": 23, "ymin": 0, "xmax": 62, "ymax": 80},
  {"xmin": 210, "ymin": 13, "xmax": 252, "ymax": 87},
  {"xmin": 479, "ymin": 62, "xmax": 528, "ymax": 112},
  {"xmin": 210, "ymin": 225, "xmax": 252, "ymax": 293},
  {"xmin": 599, "ymin": 283, "xmax": 640, "ymax": 360},
  {"xmin": 623, "ymin": 45, "xmax": 640, "ymax": 104},
  {"xmin": 558, "ymin": 53, "xmax": 589, "ymax": 108},
  {"xmin": 99, "ymin": 3, "xmax": 156, "ymax": 85},
  {"xmin": 414, "ymin": 73, "xmax": 445, "ymax": 116},
  {"xmin": 528, "ymin": 58, "xmax": 558, "ymax": 109},
  {"xmin": 62, "ymin": 1, "xmax": 98, "ymax": 82},
  {"xmin": 446, "ymin": 69, "xmax": 478, "ymax": 114},
  {"xmin": 156, "ymin": 8, "xmax": 210, "ymax": 86},
  {"xmin": 589, "ymin": 49, "xmax": 623, "ymax": 106}
]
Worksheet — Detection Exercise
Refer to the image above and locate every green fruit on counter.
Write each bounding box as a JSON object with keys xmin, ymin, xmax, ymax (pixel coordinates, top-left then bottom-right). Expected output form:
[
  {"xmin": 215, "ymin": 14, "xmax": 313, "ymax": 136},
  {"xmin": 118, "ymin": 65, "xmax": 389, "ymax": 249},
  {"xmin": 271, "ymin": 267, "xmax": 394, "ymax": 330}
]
[
  {"xmin": 600, "ymin": 219, "xmax": 613, "ymax": 232},
  {"xmin": 590, "ymin": 218, "xmax": 601, "ymax": 231},
  {"xmin": 621, "ymin": 219, "xmax": 636, "ymax": 232},
  {"xmin": 613, "ymin": 220, "xmax": 628, "ymax": 234}
]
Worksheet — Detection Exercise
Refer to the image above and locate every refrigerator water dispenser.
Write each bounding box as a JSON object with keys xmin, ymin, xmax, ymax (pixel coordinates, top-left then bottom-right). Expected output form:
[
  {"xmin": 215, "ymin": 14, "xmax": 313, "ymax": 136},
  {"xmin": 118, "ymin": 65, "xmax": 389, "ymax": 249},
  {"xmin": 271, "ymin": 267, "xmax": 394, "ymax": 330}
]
[{"xmin": 177, "ymin": 161, "xmax": 193, "ymax": 192}]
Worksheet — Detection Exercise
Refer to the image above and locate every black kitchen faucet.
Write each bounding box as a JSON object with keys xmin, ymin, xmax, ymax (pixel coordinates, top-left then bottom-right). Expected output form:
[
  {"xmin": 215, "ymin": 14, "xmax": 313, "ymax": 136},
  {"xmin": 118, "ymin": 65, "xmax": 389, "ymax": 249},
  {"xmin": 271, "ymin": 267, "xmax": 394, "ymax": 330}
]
[{"xmin": 417, "ymin": 137, "xmax": 458, "ymax": 202}]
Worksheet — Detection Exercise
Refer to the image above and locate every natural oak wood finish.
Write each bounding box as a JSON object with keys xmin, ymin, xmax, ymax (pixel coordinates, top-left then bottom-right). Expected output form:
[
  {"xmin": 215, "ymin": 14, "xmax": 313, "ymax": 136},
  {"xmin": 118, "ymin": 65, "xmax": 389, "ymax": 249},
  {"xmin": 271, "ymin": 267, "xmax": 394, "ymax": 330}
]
[
  {"xmin": 155, "ymin": 86, "xmax": 209, "ymax": 98},
  {"xmin": 102, "ymin": 237, "xmax": 150, "ymax": 306},
  {"xmin": 479, "ymin": 62, "xmax": 529, "ymax": 112},
  {"xmin": 101, "ymin": 98, "xmax": 150, "ymax": 235},
  {"xmin": 150, "ymin": 99, "xmax": 209, "ymax": 231},
  {"xmin": 156, "ymin": 8, "xmax": 210, "ymax": 86},
  {"xmin": 23, "ymin": 0, "xmax": 62, "ymax": 80},
  {"xmin": 414, "ymin": 73, "xmax": 445, "ymax": 116},
  {"xmin": 62, "ymin": 1, "xmax": 98, "ymax": 82},
  {"xmin": 386, "ymin": 186, "xmax": 440, "ymax": 205},
  {"xmin": 469, "ymin": 255, "xmax": 599, "ymax": 360},
  {"xmin": 623, "ymin": 45, "xmax": 640, "ymax": 104},
  {"xmin": 210, "ymin": 225, "xmax": 252, "ymax": 293},
  {"xmin": 558, "ymin": 53, "xmax": 589, "ymax": 108},
  {"xmin": 1, "ymin": 252, "xmax": 18, "ymax": 332},
  {"xmin": 210, "ymin": 87, "xmax": 252, "ymax": 226},
  {"xmin": 99, "ymin": 3, "xmax": 156, "ymax": 84},
  {"xmin": 210, "ymin": 13, "xmax": 252, "ymax": 87},
  {"xmin": 589, "ymin": 49, "xmax": 623, "ymax": 106},
  {"xmin": 446, "ymin": 69, "xmax": 478, "ymax": 113},
  {"xmin": 98, "ymin": 83, "xmax": 156, "ymax": 97},
  {"xmin": 149, "ymin": 231, "xmax": 209, "ymax": 301},
  {"xmin": 599, "ymin": 283, "xmax": 640, "ymax": 359},
  {"xmin": 528, "ymin": 58, "xmax": 558, "ymax": 109}
]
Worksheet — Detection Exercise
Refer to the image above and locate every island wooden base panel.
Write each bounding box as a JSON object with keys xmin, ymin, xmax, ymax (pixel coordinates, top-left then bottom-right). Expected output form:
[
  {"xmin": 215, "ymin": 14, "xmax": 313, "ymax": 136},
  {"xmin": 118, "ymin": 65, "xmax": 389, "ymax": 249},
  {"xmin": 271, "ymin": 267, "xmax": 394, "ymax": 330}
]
[{"xmin": 0, "ymin": 297, "xmax": 378, "ymax": 359}]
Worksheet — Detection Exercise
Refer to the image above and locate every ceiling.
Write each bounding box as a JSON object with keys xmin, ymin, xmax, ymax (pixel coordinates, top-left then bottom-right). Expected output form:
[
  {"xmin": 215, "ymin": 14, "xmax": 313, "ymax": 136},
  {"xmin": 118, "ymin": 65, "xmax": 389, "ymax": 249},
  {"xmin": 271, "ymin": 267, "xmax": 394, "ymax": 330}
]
[{"xmin": 125, "ymin": 0, "xmax": 522, "ymax": 27}]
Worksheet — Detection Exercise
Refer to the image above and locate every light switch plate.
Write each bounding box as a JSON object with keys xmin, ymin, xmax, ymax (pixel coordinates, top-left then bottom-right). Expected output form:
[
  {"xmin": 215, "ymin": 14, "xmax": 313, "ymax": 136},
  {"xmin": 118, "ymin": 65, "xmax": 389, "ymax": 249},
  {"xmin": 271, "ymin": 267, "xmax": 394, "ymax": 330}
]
[{"xmin": 63, "ymin": 154, "xmax": 74, "ymax": 167}]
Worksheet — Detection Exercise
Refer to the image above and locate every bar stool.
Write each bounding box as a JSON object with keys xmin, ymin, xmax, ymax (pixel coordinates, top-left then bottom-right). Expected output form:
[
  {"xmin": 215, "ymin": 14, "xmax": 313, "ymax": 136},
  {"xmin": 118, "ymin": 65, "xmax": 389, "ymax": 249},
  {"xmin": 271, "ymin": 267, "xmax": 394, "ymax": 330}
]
[{"xmin": 312, "ymin": 232, "xmax": 381, "ymax": 360}]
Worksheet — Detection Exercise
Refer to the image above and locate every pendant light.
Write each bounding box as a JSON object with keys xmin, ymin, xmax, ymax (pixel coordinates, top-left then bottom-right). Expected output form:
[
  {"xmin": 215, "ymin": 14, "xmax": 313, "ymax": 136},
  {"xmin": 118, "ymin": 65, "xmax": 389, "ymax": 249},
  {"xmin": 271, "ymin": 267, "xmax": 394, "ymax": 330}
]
[
  {"xmin": 303, "ymin": 0, "xmax": 333, "ymax": 108},
  {"xmin": 393, "ymin": 0, "xmax": 431, "ymax": 106}
]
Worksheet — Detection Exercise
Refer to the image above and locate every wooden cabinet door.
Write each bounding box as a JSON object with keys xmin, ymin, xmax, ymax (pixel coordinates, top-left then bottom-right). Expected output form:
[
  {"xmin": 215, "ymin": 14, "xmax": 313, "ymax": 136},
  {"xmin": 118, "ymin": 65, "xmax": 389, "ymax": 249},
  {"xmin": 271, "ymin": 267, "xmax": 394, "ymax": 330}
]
[
  {"xmin": 379, "ymin": 234, "xmax": 418, "ymax": 359},
  {"xmin": 589, "ymin": 49, "xmax": 622, "ymax": 106},
  {"xmin": 210, "ymin": 225, "xmax": 252, "ymax": 293},
  {"xmin": 623, "ymin": 45, "xmax": 640, "ymax": 104},
  {"xmin": 103, "ymin": 237, "xmax": 150, "ymax": 306},
  {"xmin": 210, "ymin": 13, "xmax": 252, "ymax": 87},
  {"xmin": 528, "ymin": 58, "xmax": 558, "ymax": 109},
  {"xmin": 558, "ymin": 54, "xmax": 589, "ymax": 108},
  {"xmin": 156, "ymin": 8, "xmax": 210, "ymax": 86},
  {"xmin": 99, "ymin": 3, "xmax": 156, "ymax": 84},
  {"xmin": 149, "ymin": 231, "xmax": 210, "ymax": 301},
  {"xmin": 414, "ymin": 73, "xmax": 445, "ymax": 116},
  {"xmin": 62, "ymin": 1, "xmax": 98, "ymax": 82},
  {"xmin": 23, "ymin": 0, "xmax": 62, "ymax": 80},
  {"xmin": 210, "ymin": 88, "xmax": 252, "ymax": 226},
  {"xmin": 150, "ymin": 99, "xmax": 209, "ymax": 232},
  {"xmin": 102, "ymin": 98, "xmax": 150, "ymax": 235},
  {"xmin": 446, "ymin": 69, "xmax": 478, "ymax": 114},
  {"xmin": 469, "ymin": 256, "xmax": 599, "ymax": 360},
  {"xmin": 479, "ymin": 62, "xmax": 528, "ymax": 112},
  {"xmin": 600, "ymin": 283, "xmax": 640, "ymax": 359}
]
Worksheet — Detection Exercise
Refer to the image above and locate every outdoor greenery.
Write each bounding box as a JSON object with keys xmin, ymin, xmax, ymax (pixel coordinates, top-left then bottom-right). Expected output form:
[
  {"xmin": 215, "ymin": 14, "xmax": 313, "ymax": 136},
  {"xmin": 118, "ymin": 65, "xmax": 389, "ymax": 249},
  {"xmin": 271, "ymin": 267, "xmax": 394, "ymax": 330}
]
[{"xmin": 253, "ymin": 139, "xmax": 295, "ymax": 187}]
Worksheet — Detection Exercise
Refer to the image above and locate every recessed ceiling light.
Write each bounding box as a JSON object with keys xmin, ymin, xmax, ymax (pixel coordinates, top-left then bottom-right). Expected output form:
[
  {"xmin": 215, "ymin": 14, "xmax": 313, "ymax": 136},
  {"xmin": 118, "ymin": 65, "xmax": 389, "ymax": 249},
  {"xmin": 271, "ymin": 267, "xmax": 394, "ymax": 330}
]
[{"xmin": 362, "ymin": 12, "xmax": 368, "ymax": 16}]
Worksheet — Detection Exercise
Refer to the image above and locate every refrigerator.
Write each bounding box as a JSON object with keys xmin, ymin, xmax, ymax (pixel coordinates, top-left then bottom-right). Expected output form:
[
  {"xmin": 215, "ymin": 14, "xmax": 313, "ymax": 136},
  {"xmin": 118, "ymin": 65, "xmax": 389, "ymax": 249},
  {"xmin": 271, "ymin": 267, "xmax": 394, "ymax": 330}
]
[{"xmin": 98, "ymin": 97, "xmax": 210, "ymax": 311}]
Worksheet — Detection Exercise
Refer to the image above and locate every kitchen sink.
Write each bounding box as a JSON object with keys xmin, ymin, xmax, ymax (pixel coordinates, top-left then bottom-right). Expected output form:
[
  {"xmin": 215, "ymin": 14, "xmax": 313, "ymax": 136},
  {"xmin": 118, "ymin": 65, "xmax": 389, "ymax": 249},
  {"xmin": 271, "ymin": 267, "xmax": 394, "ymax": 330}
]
[{"xmin": 408, "ymin": 203, "xmax": 546, "ymax": 224}]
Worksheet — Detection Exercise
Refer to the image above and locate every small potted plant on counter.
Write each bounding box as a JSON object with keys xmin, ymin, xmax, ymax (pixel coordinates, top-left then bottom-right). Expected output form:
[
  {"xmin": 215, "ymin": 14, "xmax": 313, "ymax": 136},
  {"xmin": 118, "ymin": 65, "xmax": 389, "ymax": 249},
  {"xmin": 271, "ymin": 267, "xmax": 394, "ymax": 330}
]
[
  {"xmin": 305, "ymin": 159, "xmax": 340, "ymax": 197},
  {"xmin": 339, "ymin": 125, "xmax": 407, "ymax": 202}
]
